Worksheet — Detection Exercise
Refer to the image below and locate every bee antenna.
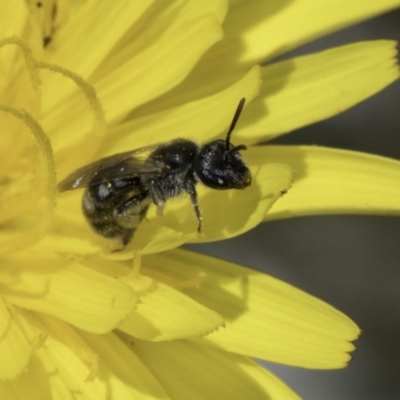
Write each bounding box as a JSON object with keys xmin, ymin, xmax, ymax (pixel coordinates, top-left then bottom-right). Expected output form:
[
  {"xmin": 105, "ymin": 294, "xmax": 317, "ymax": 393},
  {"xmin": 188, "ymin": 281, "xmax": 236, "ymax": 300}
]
[{"xmin": 225, "ymin": 98, "xmax": 246, "ymax": 151}]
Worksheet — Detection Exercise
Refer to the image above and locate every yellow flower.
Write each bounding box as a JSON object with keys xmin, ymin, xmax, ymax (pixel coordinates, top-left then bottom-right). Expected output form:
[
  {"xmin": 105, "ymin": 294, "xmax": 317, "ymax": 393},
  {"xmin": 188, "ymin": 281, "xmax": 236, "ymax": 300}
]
[{"xmin": 1, "ymin": 1, "xmax": 400, "ymax": 399}]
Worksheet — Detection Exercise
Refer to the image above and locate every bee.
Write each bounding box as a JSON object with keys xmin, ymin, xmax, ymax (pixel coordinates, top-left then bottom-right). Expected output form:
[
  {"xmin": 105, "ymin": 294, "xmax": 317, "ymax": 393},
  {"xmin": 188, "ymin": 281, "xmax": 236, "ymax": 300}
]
[{"xmin": 58, "ymin": 98, "xmax": 251, "ymax": 247}]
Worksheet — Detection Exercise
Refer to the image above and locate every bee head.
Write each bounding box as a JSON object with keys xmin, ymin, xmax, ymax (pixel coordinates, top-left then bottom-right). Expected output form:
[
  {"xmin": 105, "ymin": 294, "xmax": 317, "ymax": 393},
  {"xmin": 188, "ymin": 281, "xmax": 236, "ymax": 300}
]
[{"xmin": 194, "ymin": 99, "xmax": 251, "ymax": 190}]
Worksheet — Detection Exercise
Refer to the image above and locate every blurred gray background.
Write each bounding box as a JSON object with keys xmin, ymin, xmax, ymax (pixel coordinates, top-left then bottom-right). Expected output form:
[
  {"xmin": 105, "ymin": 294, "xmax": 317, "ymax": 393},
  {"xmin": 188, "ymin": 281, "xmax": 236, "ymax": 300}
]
[{"xmin": 188, "ymin": 8, "xmax": 400, "ymax": 400}]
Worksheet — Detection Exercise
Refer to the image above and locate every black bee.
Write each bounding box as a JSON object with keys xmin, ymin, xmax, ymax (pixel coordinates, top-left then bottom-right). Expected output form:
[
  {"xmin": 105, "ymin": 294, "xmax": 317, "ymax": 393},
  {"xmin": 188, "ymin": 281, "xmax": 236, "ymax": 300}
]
[{"xmin": 58, "ymin": 98, "xmax": 251, "ymax": 247}]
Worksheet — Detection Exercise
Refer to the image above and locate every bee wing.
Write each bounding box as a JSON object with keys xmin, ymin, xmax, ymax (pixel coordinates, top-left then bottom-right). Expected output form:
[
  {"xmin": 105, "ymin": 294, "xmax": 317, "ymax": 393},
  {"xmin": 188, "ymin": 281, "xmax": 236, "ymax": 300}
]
[{"xmin": 58, "ymin": 145, "xmax": 163, "ymax": 192}]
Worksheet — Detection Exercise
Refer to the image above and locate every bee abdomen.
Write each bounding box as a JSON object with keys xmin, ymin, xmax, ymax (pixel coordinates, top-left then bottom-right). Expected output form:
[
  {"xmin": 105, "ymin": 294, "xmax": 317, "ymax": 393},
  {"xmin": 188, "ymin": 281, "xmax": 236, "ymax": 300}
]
[{"xmin": 82, "ymin": 186, "xmax": 150, "ymax": 245}]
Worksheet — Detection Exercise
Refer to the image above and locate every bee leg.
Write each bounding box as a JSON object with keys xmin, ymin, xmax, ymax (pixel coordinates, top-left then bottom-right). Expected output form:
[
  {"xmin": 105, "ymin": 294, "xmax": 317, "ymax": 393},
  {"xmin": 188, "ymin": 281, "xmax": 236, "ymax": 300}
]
[
  {"xmin": 114, "ymin": 194, "xmax": 150, "ymax": 244},
  {"xmin": 185, "ymin": 181, "xmax": 202, "ymax": 233},
  {"xmin": 147, "ymin": 179, "xmax": 166, "ymax": 216},
  {"xmin": 120, "ymin": 229, "xmax": 135, "ymax": 247},
  {"xmin": 156, "ymin": 202, "xmax": 165, "ymax": 216},
  {"xmin": 116, "ymin": 193, "xmax": 150, "ymax": 216}
]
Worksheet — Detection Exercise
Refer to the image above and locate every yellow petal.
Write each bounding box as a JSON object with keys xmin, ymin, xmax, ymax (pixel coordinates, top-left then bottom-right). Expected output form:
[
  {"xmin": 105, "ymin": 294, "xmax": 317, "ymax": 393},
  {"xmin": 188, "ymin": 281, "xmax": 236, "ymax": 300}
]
[
  {"xmin": 99, "ymin": 66, "xmax": 261, "ymax": 155},
  {"xmin": 226, "ymin": 0, "xmax": 400, "ymax": 63},
  {"xmin": 236, "ymin": 41, "xmax": 399, "ymax": 143},
  {"xmin": 35, "ymin": 312, "xmax": 100, "ymax": 382},
  {"xmin": 35, "ymin": 232, "xmax": 100, "ymax": 256},
  {"xmin": 0, "ymin": 254, "xmax": 137, "ymax": 333},
  {"xmin": 44, "ymin": 1, "xmax": 154, "ymax": 81},
  {"xmin": 131, "ymin": 223, "xmax": 191, "ymax": 256},
  {"xmin": 0, "ymin": 298, "xmax": 31, "ymax": 380},
  {"xmin": 82, "ymin": 331, "xmax": 171, "ymax": 399},
  {"xmin": 146, "ymin": 249, "xmax": 360, "ymax": 369},
  {"xmin": 0, "ymin": 2, "xmax": 28, "ymax": 41},
  {"xmin": 32, "ymin": 331, "xmax": 171, "ymax": 400},
  {"xmin": 119, "ymin": 274, "xmax": 223, "ymax": 341},
  {"xmin": 0, "ymin": 354, "xmax": 73, "ymax": 400},
  {"xmin": 9, "ymin": 308, "xmax": 47, "ymax": 352},
  {"xmin": 248, "ymin": 146, "xmax": 400, "ymax": 220},
  {"xmin": 93, "ymin": 0, "xmax": 228, "ymax": 83},
  {"xmin": 135, "ymin": 339, "xmax": 300, "ymax": 400},
  {"xmin": 96, "ymin": 14, "xmax": 223, "ymax": 124}
]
